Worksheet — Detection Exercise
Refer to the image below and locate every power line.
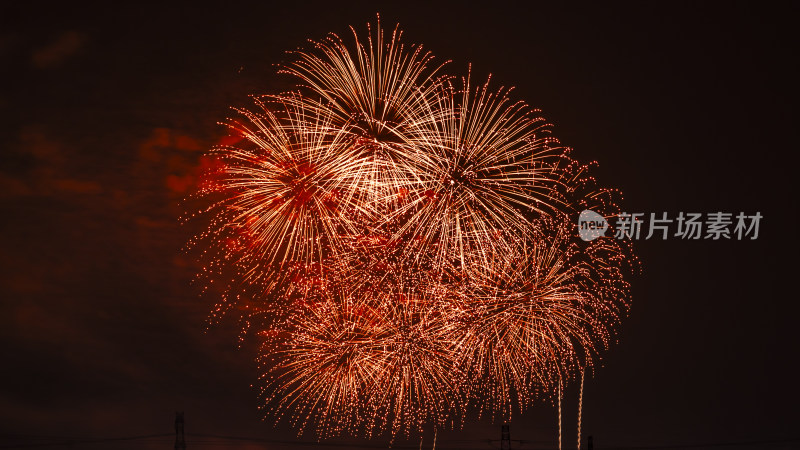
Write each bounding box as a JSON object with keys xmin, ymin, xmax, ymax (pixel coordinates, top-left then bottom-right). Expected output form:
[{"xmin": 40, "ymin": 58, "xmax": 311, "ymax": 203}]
[
  {"xmin": 2, "ymin": 431, "xmax": 798, "ymax": 450},
  {"xmin": 0, "ymin": 433, "xmax": 172, "ymax": 449},
  {"xmin": 192, "ymin": 433, "xmax": 482, "ymax": 449},
  {"xmin": 597, "ymin": 437, "xmax": 800, "ymax": 450}
]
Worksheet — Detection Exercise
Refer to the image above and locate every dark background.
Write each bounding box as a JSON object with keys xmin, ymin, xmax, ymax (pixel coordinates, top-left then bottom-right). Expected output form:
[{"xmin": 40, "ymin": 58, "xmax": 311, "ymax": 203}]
[{"xmin": 1, "ymin": 2, "xmax": 797, "ymax": 449}]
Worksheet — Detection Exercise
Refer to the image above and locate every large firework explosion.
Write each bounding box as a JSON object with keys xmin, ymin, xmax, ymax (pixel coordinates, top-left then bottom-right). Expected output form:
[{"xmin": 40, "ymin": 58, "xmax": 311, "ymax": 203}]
[{"xmin": 186, "ymin": 17, "xmax": 634, "ymax": 439}]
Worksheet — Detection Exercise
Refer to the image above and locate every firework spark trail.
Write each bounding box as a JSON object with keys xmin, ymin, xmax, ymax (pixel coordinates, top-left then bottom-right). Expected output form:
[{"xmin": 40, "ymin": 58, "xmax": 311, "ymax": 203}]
[
  {"xmin": 578, "ymin": 369, "xmax": 584, "ymax": 450},
  {"xmin": 187, "ymin": 16, "xmax": 635, "ymax": 440}
]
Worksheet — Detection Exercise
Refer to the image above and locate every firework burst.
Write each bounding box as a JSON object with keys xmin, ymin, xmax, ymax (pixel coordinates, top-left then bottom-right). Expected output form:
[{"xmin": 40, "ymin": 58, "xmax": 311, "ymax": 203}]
[
  {"xmin": 260, "ymin": 281, "xmax": 463, "ymax": 438},
  {"xmin": 449, "ymin": 221, "xmax": 629, "ymax": 419},
  {"xmin": 187, "ymin": 17, "xmax": 635, "ymax": 440},
  {"xmin": 385, "ymin": 73, "xmax": 570, "ymax": 272}
]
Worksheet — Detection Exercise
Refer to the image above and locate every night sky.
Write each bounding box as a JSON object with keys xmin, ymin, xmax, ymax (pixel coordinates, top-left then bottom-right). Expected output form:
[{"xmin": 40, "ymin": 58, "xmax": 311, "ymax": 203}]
[{"xmin": 1, "ymin": 2, "xmax": 798, "ymax": 449}]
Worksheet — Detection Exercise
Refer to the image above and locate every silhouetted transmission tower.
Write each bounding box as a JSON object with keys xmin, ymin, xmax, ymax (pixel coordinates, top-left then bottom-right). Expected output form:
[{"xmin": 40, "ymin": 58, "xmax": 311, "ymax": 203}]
[
  {"xmin": 175, "ymin": 412, "xmax": 186, "ymax": 450},
  {"xmin": 501, "ymin": 423, "xmax": 511, "ymax": 450}
]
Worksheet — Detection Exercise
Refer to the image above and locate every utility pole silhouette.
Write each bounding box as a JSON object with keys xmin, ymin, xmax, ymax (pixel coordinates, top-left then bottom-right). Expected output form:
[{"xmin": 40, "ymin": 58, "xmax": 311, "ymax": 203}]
[
  {"xmin": 501, "ymin": 423, "xmax": 511, "ymax": 450},
  {"xmin": 175, "ymin": 412, "xmax": 186, "ymax": 450}
]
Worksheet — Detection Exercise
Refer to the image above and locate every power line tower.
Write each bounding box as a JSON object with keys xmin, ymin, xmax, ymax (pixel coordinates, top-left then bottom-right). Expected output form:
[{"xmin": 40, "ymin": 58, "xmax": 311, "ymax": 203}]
[
  {"xmin": 175, "ymin": 412, "xmax": 186, "ymax": 450},
  {"xmin": 501, "ymin": 423, "xmax": 511, "ymax": 450}
]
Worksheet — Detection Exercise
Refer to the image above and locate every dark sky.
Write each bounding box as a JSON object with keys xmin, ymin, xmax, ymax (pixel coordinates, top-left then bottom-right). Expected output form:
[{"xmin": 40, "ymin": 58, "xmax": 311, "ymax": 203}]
[{"xmin": 1, "ymin": 2, "xmax": 798, "ymax": 449}]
